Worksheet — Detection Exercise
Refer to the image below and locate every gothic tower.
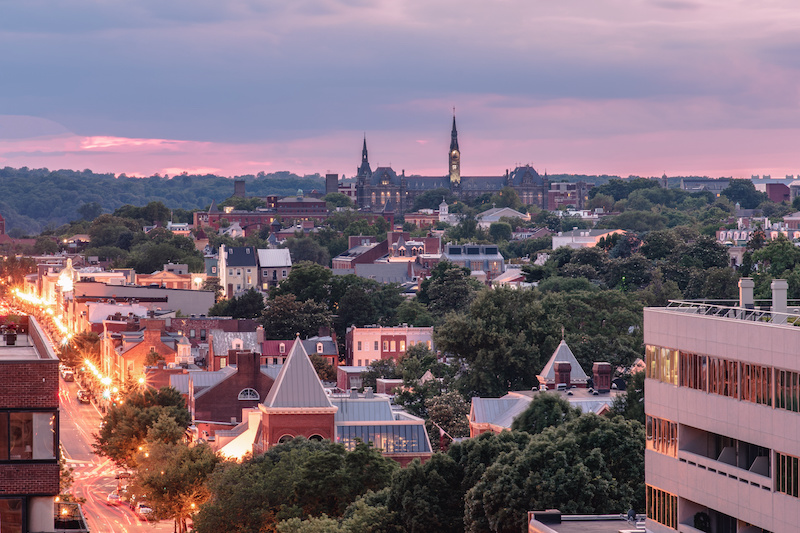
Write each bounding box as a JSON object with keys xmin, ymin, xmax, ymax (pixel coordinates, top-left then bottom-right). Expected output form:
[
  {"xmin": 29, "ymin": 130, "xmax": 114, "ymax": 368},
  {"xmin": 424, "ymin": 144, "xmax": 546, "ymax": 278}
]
[
  {"xmin": 449, "ymin": 114, "xmax": 461, "ymax": 188},
  {"xmin": 356, "ymin": 136, "xmax": 373, "ymax": 208}
]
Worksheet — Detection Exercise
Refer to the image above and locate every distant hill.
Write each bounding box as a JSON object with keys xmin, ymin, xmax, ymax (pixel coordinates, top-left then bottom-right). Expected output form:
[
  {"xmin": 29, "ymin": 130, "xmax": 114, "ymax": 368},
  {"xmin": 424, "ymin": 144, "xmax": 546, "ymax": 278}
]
[{"xmin": 0, "ymin": 167, "xmax": 324, "ymax": 234}]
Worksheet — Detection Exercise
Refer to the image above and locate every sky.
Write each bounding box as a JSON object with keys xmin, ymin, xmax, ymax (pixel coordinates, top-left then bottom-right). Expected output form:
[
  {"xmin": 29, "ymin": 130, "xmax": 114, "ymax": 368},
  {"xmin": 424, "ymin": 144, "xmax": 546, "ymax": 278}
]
[{"xmin": 2, "ymin": 0, "xmax": 800, "ymax": 179}]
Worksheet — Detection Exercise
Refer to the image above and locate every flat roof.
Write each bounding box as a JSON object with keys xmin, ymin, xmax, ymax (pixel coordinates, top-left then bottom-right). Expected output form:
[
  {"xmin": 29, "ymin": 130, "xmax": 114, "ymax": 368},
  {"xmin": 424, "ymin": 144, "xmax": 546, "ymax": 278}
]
[
  {"xmin": 0, "ymin": 335, "xmax": 41, "ymax": 360},
  {"xmin": 530, "ymin": 515, "xmax": 644, "ymax": 533}
]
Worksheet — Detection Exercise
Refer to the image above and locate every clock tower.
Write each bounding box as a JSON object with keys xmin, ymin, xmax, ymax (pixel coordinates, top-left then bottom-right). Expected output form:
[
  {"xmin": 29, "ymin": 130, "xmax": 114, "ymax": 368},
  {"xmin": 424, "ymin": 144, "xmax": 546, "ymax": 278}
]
[{"xmin": 449, "ymin": 113, "xmax": 461, "ymax": 187}]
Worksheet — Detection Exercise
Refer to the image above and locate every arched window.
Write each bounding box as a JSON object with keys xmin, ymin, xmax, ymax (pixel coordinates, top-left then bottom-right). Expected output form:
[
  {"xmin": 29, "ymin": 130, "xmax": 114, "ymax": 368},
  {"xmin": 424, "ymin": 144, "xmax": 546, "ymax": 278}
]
[
  {"xmin": 278, "ymin": 434, "xmax": 294, "ymax": 444},
  {"xmin": 309, "ymin": 434, "xmax": 324, "ymax": 442},
  {"xmin": 279, "ymin": 343, "xmax": 286, "ymax": 354},
  {"xmin": 238, "ymin": 388, "xmax": 259, "ymax": 400}
]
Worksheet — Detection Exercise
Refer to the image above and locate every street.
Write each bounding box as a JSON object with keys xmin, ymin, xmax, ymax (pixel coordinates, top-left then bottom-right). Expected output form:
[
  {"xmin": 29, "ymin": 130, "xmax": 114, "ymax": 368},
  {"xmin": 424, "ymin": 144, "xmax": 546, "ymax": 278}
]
[{"xmin": 60, "ymin": 377, "xmax": 175, "ymax": 532}]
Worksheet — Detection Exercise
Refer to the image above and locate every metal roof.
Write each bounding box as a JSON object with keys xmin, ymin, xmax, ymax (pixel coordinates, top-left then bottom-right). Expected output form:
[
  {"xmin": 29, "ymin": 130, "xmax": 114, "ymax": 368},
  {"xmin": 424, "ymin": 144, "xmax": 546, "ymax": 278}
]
[
  {"xmin": 331, "ymin": 398, "xmax": 394, "ymax": 422},
  {"xmin": 257, "ymin": 248, "xmax": 292, "ymax": 268},
  {"xmin": 538, "ymin": 340, "xmax": 589, "ymax": 383},
  {"xmin": 263, "ymin": 339, "xmax": 333, "ymax": 409}
]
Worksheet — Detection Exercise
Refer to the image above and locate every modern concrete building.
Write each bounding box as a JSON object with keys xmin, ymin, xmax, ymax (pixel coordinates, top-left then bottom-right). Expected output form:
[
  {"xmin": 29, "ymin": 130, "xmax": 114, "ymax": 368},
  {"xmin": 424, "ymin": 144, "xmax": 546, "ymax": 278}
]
[{"xmin": 644, "ymin": 278, "xmax": 800, "ymax": 532}]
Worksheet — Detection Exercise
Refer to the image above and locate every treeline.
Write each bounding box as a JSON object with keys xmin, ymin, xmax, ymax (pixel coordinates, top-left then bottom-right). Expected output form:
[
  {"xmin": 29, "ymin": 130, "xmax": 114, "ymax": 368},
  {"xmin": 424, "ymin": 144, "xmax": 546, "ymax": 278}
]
[{"xmin": 0, "ymin": 167, "xmax": 324, "ymax": 235}]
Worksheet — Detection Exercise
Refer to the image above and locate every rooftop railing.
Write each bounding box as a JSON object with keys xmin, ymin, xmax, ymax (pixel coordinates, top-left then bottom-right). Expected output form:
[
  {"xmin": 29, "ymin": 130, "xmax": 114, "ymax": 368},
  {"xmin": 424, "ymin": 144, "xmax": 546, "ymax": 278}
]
[{"xmin": 664, "ymin": 300, "xmax": 800, "ymax": 326}]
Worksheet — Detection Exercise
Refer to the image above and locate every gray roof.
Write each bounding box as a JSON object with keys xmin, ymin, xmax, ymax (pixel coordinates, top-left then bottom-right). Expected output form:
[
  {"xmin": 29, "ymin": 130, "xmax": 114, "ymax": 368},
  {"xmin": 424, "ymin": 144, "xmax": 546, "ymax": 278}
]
[
  {"xmin": 172, "ymin": 367, "xmax": 235, "ymax": 395},
  {"xmin": 263, "ymin": 339, "xmax": 333, "ymax": 409},
  {"xmin": 470, "ymin": 397, "xmax": 529, "ymax": 428},
  {"xmin": 223, "ymin": 246, "xmax": 258, "ymax": 267},
  {"xmin": 301, "ymin": 337, "xmax": 338, "ymax": 357},
  {"xmin": 331, "ymin": 398, "xmax": 394, "ymax": 422},
  {"xmin": 538, "ymin": 340, "xmax": 589, "ymax": 384},
  {"xmin": 210, "ymin": 330, "xmax": 260, "ymax": 355},
  {"xmin": 352, "ymin": 262, "xmax": 411, "ymax": 283},
  {"xmin": 257, "ymin": 248, "xmax": 292, "ymax": 268}
]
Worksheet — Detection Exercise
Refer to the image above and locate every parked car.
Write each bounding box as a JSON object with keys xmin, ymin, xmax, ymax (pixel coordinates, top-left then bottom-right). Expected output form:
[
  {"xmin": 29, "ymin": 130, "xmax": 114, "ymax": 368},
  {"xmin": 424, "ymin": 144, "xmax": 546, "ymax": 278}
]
[{"xmin": 76, "ymin": 390, "xmax": 91, "ymax": 404}]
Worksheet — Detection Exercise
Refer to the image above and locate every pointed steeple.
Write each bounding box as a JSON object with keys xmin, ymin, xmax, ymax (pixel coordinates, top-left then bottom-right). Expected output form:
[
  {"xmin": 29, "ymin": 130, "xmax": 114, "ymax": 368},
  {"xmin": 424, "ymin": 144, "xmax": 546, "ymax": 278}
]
[
  {"xmin": 450, "ymin": 113, "xmax": 459, "ymax": 152},
  {"xmin": 362, "ymin": 135, "xmax": 369, "ymax": 165},
  {"xmin": 263, "ymin": 339, "xmax": 333, "ymax": 409},
  {"xmin": 357, "ymin": 136, "xmax": 372, "ymax": 179}
]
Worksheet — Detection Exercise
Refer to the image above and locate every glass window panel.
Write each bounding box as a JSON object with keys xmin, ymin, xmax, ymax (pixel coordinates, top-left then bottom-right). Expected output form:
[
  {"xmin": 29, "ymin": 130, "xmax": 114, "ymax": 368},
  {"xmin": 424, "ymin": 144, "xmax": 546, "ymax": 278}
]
[
  {"xmin": 8, "ymin": 413, "xmax": 32, "ymax": 460},
  {"xmin": 32, "ymin": 412, "xmax": 56, "ymax": 460},
  {"xmin": 0, "ymin": 413, "xmax": 6, "ymax": 460}
]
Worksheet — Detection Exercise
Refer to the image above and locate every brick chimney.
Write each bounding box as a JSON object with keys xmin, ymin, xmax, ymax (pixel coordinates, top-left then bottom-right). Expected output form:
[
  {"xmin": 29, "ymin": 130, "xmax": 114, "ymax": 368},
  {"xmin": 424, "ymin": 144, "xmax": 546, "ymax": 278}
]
[
  {"xmin": 256, "ymin": 325, "xmax": 265, "ymax": 344},
  {"xmin": 233, "ymin": 350, "xmax": 259, "ymax": 387},
  {"xmin": 554, "ymin": 361, "xmax": 571, "ymax": 389},
  {"xmin": 592, "ymin": 362, "xmax": 612, "ymax": 393}
]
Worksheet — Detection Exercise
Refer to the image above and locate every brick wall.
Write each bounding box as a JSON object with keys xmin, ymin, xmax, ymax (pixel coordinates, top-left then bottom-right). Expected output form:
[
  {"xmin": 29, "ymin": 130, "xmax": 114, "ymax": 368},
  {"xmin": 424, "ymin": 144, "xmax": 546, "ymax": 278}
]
[
  {"xmin": 0, "ymin": 362, "xmax": 58, "ymax": 409},
  {"xmin": 0, "ymin": 463, "xmax": 59, "ymax": 495}
]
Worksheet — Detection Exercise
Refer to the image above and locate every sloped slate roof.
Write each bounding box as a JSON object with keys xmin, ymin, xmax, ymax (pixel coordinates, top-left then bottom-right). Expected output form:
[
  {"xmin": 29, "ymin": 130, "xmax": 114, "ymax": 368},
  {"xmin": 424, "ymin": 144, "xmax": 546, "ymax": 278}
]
[
  {"xmin": 538, "ymin": 340, "xmax": 589, "ymax": 383},
  {"xmin": 224, "ymin": 246, "xmax": 258, "ymax": 267},
  {"xmin": 210, "ymin": 330, "xmax": 260, "ymax": 355},
  {"xmin": 263, "ymin": 339, "xmax": 333, "ymax": 409}
]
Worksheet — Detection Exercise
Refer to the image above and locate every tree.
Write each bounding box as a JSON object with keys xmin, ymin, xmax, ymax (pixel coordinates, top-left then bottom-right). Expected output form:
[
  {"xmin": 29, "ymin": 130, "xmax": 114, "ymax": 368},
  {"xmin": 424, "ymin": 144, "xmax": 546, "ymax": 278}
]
[
  {"xmin": 395, "ymin": 299, "xmax": 434, "ymax": 327},
  {"xmin": 609, "ymin": 371, "xmax": 645, "ymax": 424},
  {"xmin": 465, "ymin": 414, "xmax": 645, "ymax": 532},
  {"xmin": 323, "ymin": 193, "xmax": 354, "ymax": 209},
  {"xmin": 721, "ymin": 179, "xmax": 767, "ymax": 209},
  {"xmin": 77, "ymin": 201, "xmax": 103, "ymax": 221},
  {"xmin": 488, "ymin": 222, "xmax": 512, "ymax": 243},
  {"xmin": 194, "ymin": 438, "xmax": 398, "ymax": 533},
  {"xmin": 386, "ymin": 454, "xmax": 465, "ymax": 533},
  {"xmin": 419, "ymin": 261, "xmax": 481, "ymax": 317},
  {"xmin": 272, "ymin": 261, "xmax": 334, "ymax": 306},
  {"xmin": 34, "ymin": 236, "xmax": 59, "ymax": 254},
  {"xmin": 262, "ymin": 294, "xmax": 333, "ymax": 340},
  {"xmin": 425, "ymin": 391, "xmax": 470, "ymax": 440},
  {"xmin": 145, "ymin": 348, "xmax": 165, "ymax": 366},
  {"xmin": 209, "ymin": 287, "xmax": 266, "ymax": 319},
  {"xmin": 284, "ymin": 236, "xmax": 331, "ymax": 266},
  {"xmin": 93, "ymin": 387, "xmax": 191, "ymax": 468},
  {"xmin": 510, "ymin": 392, "xmax": 581, "ymax": 435}
]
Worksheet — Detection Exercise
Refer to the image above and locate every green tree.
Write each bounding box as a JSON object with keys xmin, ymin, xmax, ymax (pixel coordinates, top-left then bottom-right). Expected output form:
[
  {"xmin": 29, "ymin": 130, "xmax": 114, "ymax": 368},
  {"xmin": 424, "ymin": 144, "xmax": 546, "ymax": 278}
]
[
  {"xmin": 323, "ymin": 193, "xmax": 354, "ymax": 209},
  {"xmin": 273, "ymin": 262, "xmax": 334, "ymax": 306},
  {"xmin": 721, "ymin": 179, "xmax": 767, "ymax": 209},
  {"xmin": 77, "ymin": 201, "xmax": 103, "ymax": 221},
  {"xmin": 132, "ymin": 417, "xmax": 219, "ymax": 532},
  {"xmin": 93, "ymin": 387, "xmax": 191, "ymax": 468},
  {"xmin": 194, "ymin": 438, "xmax": 397, "ymax": 533},
  {"xmin": 609, "ymin": 371, "xmax": 645, "ymax": 424},
  {"xmin": 419, "ymin": 261, "xmax": 481, "ymax": 317},
  {"xmin": 209, "ymin": 287, "xmax": 266, "ymax": 319},
  {"xmin": 284, "ymin": 236, "xmax": 331, "ymax": 266},
  {"xmin": 395, "ymin": 299, "xmax": 434, "ymax": 327},
  {"xmin": 510, "ymin": 392, "xmax": 582, "ymax": 435},
  {"xmin": 488, "ymin": 222, "xmax": 512, "ymax": 243},
  {"xmin": 262, "ymin": 294, "xmax": 333, "ymax": 340}
]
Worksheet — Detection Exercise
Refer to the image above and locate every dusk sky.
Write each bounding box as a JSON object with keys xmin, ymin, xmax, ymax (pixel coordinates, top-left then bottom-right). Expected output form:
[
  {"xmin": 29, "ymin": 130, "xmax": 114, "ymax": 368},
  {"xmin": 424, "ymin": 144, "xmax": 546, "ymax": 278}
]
[{"xmin": 2, "ymin": 0, "xmax": 800, "ymax": 179}]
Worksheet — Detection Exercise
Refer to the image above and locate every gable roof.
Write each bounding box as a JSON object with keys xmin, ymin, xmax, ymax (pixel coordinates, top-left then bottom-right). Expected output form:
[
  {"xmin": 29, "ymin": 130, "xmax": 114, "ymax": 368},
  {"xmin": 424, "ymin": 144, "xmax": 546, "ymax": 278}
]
[
  {"xmin": 263, "ymin": 339, "xmax": 333, "ymax": 409},
  {"xmin": 538, "ymin": 339, "xmax": 589, "ymax": 384},
  {"xmin": 224, "ymin": 246, "xmax": 258, "ymax": 267}
]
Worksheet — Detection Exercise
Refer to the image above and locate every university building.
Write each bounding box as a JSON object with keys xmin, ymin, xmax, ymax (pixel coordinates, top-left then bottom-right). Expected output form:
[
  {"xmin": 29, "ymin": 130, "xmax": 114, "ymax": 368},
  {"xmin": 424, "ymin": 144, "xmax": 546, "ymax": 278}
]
[
  {"xmin": 644, "ymin": 279, "xmax": 800, "ymax": 532},
  {"xmin": 354, "ymin": 116, "xmax": 549, "ymax": 213}
]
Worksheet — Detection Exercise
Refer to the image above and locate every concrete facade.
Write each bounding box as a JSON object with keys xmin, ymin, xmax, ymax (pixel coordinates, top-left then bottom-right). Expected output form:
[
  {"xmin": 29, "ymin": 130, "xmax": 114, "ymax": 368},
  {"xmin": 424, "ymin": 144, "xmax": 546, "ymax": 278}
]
[{"xmin": 644, "ymin": 281, "xmax": 800, "ymax": 532}]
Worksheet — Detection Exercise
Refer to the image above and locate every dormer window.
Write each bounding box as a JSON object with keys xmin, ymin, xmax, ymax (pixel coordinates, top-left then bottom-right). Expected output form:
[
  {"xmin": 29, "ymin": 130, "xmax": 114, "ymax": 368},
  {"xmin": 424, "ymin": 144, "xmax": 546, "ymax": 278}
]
[
  {"xmin": 316, "ymin": 342, "xmax": 323, "ymax": 354},
  {"xmin": 279, "ymin": 343, "xmax": 285, "ymax": 354}
]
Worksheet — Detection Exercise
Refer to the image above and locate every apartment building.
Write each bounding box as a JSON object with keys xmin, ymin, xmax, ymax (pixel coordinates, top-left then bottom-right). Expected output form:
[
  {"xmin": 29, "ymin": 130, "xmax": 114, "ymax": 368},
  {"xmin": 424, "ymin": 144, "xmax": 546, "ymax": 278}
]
[
  {"xmin": 345, "ymin": 325, "xmax": 434, "ymax": 367},
  {"xmin": 0, "ymin": 315, "xmax": 62, "ymax": 532},
  {"xmin": 644, "ymin": 278, "xmax": 800, "ymax": 532}
]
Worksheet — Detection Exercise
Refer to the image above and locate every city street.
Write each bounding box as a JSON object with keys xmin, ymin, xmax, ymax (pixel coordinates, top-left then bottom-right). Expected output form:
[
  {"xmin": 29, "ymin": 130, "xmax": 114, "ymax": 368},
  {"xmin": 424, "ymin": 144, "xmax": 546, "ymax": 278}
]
[{"xmin": 59, "ymin": 377, "xmax": 174, "ymax": 532}]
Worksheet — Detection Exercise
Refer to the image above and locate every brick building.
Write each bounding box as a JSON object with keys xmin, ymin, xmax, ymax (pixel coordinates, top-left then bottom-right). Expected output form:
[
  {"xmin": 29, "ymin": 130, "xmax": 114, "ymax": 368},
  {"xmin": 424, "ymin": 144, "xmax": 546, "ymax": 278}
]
[
  {"xmin": 0, "ymin": 315, "xmax": 61, "ymax": 532},
  {"xmin": 345, "ymin": 325, "xmax": 434, "ymax": 366}
]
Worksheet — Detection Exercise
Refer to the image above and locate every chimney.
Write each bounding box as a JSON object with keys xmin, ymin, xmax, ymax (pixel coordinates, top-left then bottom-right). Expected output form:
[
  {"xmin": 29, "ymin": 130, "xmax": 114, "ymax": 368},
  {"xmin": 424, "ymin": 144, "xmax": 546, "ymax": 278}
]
[
  {"xmin": 349, "ymin": 387, "xmax": 359, "ymax": 399},
  {"xmin": 739, "ymin": 278, "xmax": 754, "ymax": 309},
  {"xmin": 772, "ymin": 279, "xmax": 788, "ymax": 321},
  {"xmin": 592, "ymin": 362, "xmax": 612, "ymax": 393},
  {"xmin": 554, "ymin": 361, "xmax": 571, "ymax": 390},
  {"xmin": 364, "ymin": 387, "xmax": 374, "ymax": 399},
  {"xmin": 256, "ymin": 325, "xmax": 265, "ymax": 344}
]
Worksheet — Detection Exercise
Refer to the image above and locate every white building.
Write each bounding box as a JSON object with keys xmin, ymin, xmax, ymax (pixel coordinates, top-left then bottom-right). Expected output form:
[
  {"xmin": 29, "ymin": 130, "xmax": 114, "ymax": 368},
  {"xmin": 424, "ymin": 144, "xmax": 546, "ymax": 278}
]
[{"xmin": 644, "ymin": 278, "xmax": 800, "ymax": 532}]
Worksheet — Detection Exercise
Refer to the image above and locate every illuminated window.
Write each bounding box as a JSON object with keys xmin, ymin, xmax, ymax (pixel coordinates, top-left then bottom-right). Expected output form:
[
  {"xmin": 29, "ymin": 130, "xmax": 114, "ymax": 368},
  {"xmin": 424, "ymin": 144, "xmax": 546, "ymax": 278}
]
[
  {"xmin": 646, "ymin": 415, "xmax": 677, "ymax": 457},
  {"xmin": 399, "ymin": 340, "xmax": 405, "ymax": 352},
  {"xmin": 646, "ymin": 485, "xmax": 677, "ymax": 529}
]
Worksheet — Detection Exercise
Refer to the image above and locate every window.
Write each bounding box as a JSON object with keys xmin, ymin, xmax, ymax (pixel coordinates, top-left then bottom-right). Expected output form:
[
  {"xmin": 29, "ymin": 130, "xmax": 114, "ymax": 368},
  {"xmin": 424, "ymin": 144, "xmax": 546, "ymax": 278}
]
[
  {"xmin": 262, "ymin": 270, "xmax": 268, "ymax": 276},
  {"xmin": 357, "ymin": 341, "xmax": 362, "ymax": 351},
  {"xmin": 777, "ymin": 452, "xmax": 800, "ymax": 497},
  {"xmin": 200, "ymin": 329, "xmax": 206, "ymax": 341},
  {"xmin": 777, "ymin": 369, "xmax": 800, "ymax": 412},
  {"xmin": 317, "ymin": 342, "xmax": 323, "ymax": 354},
  {"xmin": 282, "ymin": 270, "xmax": 287, "ymax": 277},
  {"xmin": 646, "ymin": 415, "xmax": 677, "ymax": 457},
  {"xmin": 646, "ymin": 485, "xmax": 677, "ymax": 529},
  {"xmin": 679, "ymin": 351, "xmax": 706, "ymax": 391},
  {"xmin": 220, "ymin": 358, "xmax": 227, "ymax": 368},
  {"xmin": 272, "ymin": 271, "xmax": 277, "ymax": 280},
  {"xmin": 0, "ymin": 411, "xmax": 57, "ymax": 461},
  {"xmin": 279, "ymin": 343, "xmax": 286, "ymax": 354},
  {"xmin": 426, "ymin": 340, "xmax": 432, "ymax": 349},
  {"xmin": 0, "ymin": 499, "xmax": 23, "ymax": 533},
  {"xmin": 211, "ymin": 266, "xmax": 217, "ymax": 274},
  {"xmin": 357, "ymin": 359, "xmax": 362, "ymax": 366},
  {"xmin": 228, "ymin": 269, "xmax": 233, "ymax": 276},
  {"xmin": 645, "ymin": 345, "xmax": 678, "ymax": 385},
  {"xmin": 246, "ymin": 269, "xmax": 251, "ymax": 273},
  {"xmin": 383, "ymin": 341, "xmax": 388, "ymax": 351},
  {"xmin": 238, "ymin": 388, "xmax": 260, "ymax": 400},
  {"xmin": 374, "ymin": 341, "xmax": 379, "ymax": 351},
  {"xmin": 189, "ymin": 329, "xmax": 195, "ymax": 338},
  {"xmin": 399, "ymin": 340, "xmax": 405, "ymax": 352}
]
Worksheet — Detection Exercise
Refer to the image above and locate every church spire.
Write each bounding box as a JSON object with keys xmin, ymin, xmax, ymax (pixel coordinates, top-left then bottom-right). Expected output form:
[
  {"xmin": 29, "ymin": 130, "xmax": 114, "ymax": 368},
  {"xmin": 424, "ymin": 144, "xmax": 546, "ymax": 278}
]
[
  {"xmin": 362, "ymin": 135, "xmax": 369, "ymax": 165},
  {"xmin": 450, "ymin": 111, "xmax": 459, "ymax": 152},
  {"xmin": 449, "ymin": 110, "xmax": 461, "ymax": 187}
]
